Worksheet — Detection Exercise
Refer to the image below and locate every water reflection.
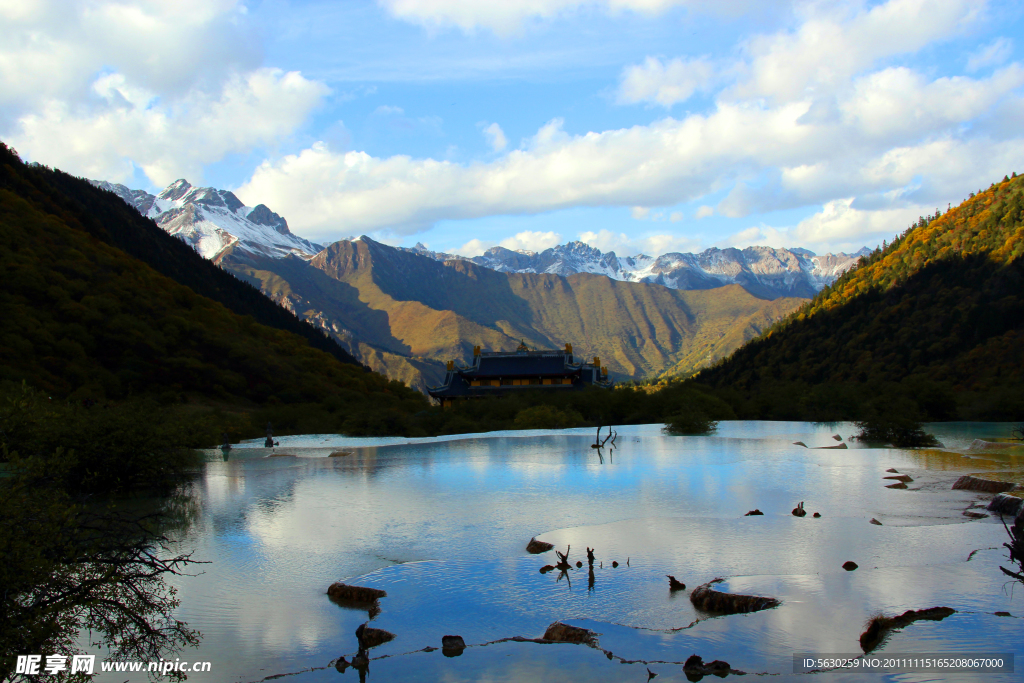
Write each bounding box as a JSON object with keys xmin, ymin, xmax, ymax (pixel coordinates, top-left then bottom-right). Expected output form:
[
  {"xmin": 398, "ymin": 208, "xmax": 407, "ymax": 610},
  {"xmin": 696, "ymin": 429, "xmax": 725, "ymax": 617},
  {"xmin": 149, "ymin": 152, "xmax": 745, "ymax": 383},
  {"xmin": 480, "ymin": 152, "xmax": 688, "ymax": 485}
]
[{"xmin": 98, "ymin": 422, "xmax": 1024, "ymax": 682}]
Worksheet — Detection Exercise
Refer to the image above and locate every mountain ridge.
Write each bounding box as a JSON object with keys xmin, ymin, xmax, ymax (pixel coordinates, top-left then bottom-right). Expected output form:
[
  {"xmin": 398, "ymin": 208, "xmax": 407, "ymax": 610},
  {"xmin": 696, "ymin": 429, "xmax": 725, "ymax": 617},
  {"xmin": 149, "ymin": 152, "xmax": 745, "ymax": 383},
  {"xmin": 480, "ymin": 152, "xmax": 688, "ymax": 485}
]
[
  {"xmin": 406, "ymin": 240, "xmax": 868, "ymax": 300},
  {"xmin": 94, "ymin": 177, "xmax": 864, "ymax": 301},
  {"xmin": 229, "ymin": 236, "xmax": 806, "ymax": 390}
]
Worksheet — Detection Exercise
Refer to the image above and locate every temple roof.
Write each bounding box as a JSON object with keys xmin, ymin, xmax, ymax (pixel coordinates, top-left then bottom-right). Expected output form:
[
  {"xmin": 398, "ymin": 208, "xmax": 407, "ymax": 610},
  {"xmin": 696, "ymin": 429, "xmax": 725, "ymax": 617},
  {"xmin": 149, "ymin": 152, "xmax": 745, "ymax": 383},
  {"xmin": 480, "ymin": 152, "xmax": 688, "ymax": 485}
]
[{"xmin": 468, "ymin": 353, "xmax": 574, "ymax": 377}]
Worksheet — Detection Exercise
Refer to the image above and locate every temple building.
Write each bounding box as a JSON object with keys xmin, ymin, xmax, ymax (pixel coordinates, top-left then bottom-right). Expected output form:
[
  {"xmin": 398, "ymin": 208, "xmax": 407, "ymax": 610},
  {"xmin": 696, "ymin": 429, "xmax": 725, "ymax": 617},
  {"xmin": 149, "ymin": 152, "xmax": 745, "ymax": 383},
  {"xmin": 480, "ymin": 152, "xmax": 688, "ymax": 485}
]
[{"xmin": 427, "ymin": 342, "xmax": 612, "ymax": 407}]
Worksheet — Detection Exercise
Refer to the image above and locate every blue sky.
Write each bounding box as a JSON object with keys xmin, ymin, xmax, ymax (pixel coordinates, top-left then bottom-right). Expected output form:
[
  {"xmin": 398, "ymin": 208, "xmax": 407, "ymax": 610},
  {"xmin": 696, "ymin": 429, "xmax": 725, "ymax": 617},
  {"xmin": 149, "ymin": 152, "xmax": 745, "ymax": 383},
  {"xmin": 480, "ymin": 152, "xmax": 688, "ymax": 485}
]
[{"xmin": 3, "ymin": 0, "xmax": 1023, "ymax": 257}]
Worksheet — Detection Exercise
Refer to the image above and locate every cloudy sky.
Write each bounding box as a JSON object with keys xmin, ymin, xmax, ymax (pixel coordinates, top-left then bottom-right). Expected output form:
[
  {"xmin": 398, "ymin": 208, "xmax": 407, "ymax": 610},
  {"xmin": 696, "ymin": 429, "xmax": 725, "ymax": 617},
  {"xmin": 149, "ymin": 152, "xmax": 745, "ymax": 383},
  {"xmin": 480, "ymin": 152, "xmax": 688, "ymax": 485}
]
[{"xmin": 3, "ymin": 0, "xmax": 1023, "ymax": 257}]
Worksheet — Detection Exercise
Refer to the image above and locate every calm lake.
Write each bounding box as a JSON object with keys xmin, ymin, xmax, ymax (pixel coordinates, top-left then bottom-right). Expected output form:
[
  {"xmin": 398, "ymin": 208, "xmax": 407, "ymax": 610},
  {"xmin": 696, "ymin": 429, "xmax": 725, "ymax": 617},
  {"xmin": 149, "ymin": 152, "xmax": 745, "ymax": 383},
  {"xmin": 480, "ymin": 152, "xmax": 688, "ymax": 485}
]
[{"xmin": 110, "ymin": 422, "xmax": 1024, "ymax": 682}]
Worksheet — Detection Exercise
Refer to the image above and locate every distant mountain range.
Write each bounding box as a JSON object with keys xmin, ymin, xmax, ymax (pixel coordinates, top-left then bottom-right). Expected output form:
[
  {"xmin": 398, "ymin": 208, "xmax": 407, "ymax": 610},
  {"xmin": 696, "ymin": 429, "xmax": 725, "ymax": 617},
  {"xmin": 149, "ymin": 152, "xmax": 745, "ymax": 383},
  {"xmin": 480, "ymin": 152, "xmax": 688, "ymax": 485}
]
[
  {"xmin": 90, "ymin": 177, "xmax": 869, "ymax": 388},
  {"xmin": 407, "ymin": 241, "xmax": 868, "ymax": 300},
  {"xmin": 94, "ymin": 177, "xmax": 866, "ymax": 300}
]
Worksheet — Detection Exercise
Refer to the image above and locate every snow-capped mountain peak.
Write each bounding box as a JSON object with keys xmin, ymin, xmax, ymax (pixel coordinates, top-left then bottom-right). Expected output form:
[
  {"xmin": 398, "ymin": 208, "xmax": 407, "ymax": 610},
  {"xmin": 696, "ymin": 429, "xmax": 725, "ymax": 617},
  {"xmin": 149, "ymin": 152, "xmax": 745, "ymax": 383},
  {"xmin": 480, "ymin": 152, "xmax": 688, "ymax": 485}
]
[{"xmin": 91, "ymin": 178, "xmax": 323, "ymax": 262}]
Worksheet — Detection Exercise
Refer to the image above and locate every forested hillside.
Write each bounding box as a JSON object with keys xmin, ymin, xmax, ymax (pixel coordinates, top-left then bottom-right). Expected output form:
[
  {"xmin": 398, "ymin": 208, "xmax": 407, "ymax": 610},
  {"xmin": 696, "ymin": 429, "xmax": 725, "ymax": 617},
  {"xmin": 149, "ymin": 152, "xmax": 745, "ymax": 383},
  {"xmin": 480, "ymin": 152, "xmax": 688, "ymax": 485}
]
[
  {"xmin": 0, "ymin": 143, "xmax": 427, "ymax": 435},
  {"xmin": 694, "ymin": 173, "xmax": 1024, "ymax": 420},
  {"xmin": 1, "ymin": 143, "xmax": 361, "ymax": 367}
]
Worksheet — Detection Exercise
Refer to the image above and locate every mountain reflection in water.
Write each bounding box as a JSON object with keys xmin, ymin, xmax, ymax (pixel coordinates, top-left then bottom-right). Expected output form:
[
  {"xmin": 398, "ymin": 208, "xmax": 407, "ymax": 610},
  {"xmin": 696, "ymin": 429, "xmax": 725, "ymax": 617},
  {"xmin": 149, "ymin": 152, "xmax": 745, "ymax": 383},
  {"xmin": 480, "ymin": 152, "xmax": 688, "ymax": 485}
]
[{"xmin": 114, "ymin": 422, "xmax": 1022, "ymax": 682}]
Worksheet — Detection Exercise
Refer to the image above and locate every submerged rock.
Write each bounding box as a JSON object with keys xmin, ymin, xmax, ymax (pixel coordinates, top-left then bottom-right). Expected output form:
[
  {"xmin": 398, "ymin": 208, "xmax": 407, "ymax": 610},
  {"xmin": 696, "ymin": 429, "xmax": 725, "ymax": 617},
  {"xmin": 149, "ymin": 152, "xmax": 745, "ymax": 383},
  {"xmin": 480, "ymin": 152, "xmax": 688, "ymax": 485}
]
[
  {"xmin": 356, "ymin": 623, "xmax": 395, "ymax": 649},
  {"xmin": 329, "ymin": 450, "xmax": 353, "ymax": 457},
  {"xmin": 441, "ymin": 634, "xmax": 466, "ymax": 656},
  {"xmin": 886, "ymin": 482, "xmax": 908, "ymax": 489},
  {"xmin": 886, "ymin": 468, "xmax": 899, "ymax": 473},
  {"xmin": 870, "ymin": 518, "xmax": 883, "ymax": 525},
  {"xmin": 859, "ymin": 607, "xmax": 955, "ymax": 653},
  {"xmin": 328, "ymin": 583, "xmax": 387, "ymax": 602},
  {"xmin": 542, "ymin": 621, "xmax": 598, "ymax": 646},
  {"xmin": 987, "ymin": 493, "xmax": 1024, "ymax": 518},
  {"xmin": 526, "ymin": 537, "xmax": 554, "ymax": 554},
  {"xmin": 812, "ymin": 512, "xmax": 821, "ymax": 518},
  {"xmin": 885, "ymin": 474, "xmax": 914, "ymax": 482},
  {"xmin": 952, "ymin": 475, "xmax": 1018, "ymax": 493},
  {"xmin": 690, "ymin": 578, "xmax": 780, "ymax": 614},
  {"xmin": 744, "ymin": 509, "xmax": 764, "ymax": 516},
  {"xmin": 683, "ymin": 654, "xmax": 743, "ymax": 680}
]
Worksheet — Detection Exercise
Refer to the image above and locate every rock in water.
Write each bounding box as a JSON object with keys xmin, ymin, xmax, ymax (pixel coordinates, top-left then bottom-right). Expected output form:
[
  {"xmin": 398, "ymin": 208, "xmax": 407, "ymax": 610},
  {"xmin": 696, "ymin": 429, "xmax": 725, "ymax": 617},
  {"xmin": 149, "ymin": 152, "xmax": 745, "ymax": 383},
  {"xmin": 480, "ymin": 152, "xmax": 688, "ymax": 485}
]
[
  {"xmin": 792, "ymin": 502, "xmax": 807, "ymax": 517},
  {"xmin": 859, "ymin": 607, "xmax": 954, "ymax": 653},
  {"xmin": 327, "ymin": 583, "xmax": 387, "ymax": 602},
  {"xmin": 356, "ymin": 623, "xmax": 395, "ymax": 649},
  {"xmin": 526, "ymin": 537, "xmax": 554, "ymax": 554},
  {"xmin": 952, "ymin": 475, "xmax": 1018, "ymax": 493},
  {"xmin": 667, "ymin": 575, "xmax": 686, "ymax": 591},
  {"xmin": 683, "ymin": 655, "xmax": 741, "ymax": 678},
  {"xmin": 744, "ymin": 509, "xmax": 764, "ymax": 516},
  {"xmin": 987, "ymin": 493, "xmax": 1024, "ymax": 518},
  {"xmin": 842, "ymin": 561, "xmax": 858, "ymax": 571},
  {"xmin": 441, "ymin": 635, "xmax": 466, "ymax": 655},
  {"xmin": 690, "ymin": 578, "xmax": 780, "ymax": 614},
  {"xmin": 542, "ymin": 622, "xmax": 598, "ymax": 646}
]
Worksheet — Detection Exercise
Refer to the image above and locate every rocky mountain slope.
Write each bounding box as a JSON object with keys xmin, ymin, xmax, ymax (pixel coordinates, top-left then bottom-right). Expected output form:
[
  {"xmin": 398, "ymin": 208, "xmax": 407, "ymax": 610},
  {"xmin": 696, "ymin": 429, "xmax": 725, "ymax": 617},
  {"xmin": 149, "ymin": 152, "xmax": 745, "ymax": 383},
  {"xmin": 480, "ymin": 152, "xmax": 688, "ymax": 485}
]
[
  {"xmin": 407, "ymin": 241, "xmax": 867, "ymax": 299},
  {"xmin": 230, "ymin": 236, "xmax": 805, "ymax": 389},
  {"xmin": 90, "ymin": 179, "xmax": 322, "ymax": 262},
  {"xmin": 93, "ymin": 177, "xmax": 860, "ymax": 388}
]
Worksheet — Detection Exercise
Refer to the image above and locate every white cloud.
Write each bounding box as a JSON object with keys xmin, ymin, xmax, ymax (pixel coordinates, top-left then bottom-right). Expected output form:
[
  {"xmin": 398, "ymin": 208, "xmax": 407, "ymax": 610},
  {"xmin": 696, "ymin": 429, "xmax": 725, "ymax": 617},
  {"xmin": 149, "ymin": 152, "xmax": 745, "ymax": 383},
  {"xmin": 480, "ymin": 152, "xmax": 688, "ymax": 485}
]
[
  {"xmin": 229, "ymin": 0, "xmax": 1022, "ymax": 247},
  {"xmin": 0, "ymin": 1, "xmax": 330, "ymax": 186},
  {"xmin": 11, "ymin": 68, "xmax": 328, "ymax": 186},
  {"xmin": 456, "ymin": 238, "xmax": 493, "ymax": 256},
  {"xmin": 730, "ymin": 0, "xmax": 982, "ymax": 104},
  {"xmin": 618, "ymin": 56, "xmax": 715, "ymax": 107},
  {"xmin": 499, "ymin": 230, "xmax": 562, "ymax": 252},
  {"xmin": 631, "ymin": 206, "xmax": 651, "ymax": 220},
  {"xmin": 483, "ymin": 122, "xmax": 508, "ymax": 151},
  {"xmin": 376, "ymin": 0, "xmax": 765, "ymax": 35},
  {"xmin": 669, "ymin": 211, "xmax": 683, "ymax": 222},
  {"xmin": 695, "ymin": 205, "xmax": 714, "ymax": 219},
  {"xmin": 841, "ymin": 64, "xmax": 1024, "ymax": 143},
  {"xmin": 790, "ymin": 197, "xmax": 926, "ymax": 247},
  {"xmin": 966, "ymin": 37, "xmax": 1013, "ymax": 72},
  {"xmin": 374, "ymin": 105, "xmax": 405, "ymax": 115},
  {"xmin": 0, "ymin": 0, "xmax": 259, "ymax": 126},
  {"xmin": 238, "ymin": 55, "xmax": 1024, "ymax": 242}
]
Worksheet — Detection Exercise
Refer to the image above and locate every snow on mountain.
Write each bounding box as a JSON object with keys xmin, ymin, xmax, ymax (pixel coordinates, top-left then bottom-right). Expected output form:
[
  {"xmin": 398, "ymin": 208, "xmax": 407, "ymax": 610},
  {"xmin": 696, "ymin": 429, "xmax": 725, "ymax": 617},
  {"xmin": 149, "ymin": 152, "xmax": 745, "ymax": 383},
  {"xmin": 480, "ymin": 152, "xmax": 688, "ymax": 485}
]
[
  {"xmin": 90, "ymin": 179, "xmax": 323, "ymax": 262},
  {"xmin": 92, "ymin": 176, "xmax": 863, "ymax": 298},
  {"xmin": 410, "ymin": 241, "xmax": 868, "ymax": 299}
]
